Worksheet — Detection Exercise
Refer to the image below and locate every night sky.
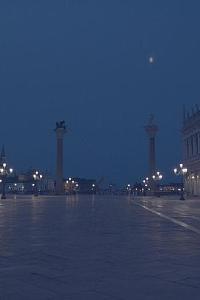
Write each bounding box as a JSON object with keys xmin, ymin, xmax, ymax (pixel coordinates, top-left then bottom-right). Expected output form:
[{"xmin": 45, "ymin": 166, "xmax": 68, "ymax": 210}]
[{"xmin": 1, "ymin": 1, "xmax": 200, "ymax": 185}]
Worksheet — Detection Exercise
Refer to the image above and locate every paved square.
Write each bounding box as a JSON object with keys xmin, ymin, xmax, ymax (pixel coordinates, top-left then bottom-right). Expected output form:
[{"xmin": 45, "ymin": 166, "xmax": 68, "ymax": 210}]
[{"xmin": 1, "ymin": 195, "xmax": 200, "ymax": 299}]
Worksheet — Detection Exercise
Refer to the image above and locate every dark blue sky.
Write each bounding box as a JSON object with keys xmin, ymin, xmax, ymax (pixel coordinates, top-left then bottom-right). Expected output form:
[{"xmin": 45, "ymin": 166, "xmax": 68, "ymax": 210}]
[{"xmin": 0, "ymin": 1, "xmax": 200, "ymax": 185}]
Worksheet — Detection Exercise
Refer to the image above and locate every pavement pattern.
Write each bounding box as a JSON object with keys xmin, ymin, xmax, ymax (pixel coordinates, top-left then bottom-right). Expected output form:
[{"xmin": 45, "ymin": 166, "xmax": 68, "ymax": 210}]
[{"xmin": 1, "ymin": 195, "xmax": 200, "ymax": 299}]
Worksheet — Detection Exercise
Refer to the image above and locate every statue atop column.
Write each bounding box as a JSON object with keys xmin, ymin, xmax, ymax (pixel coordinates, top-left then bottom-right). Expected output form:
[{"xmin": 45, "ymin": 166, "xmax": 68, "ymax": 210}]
[
  {"xmin": 55, "ymin": 121, "xmax": 67, "ymax": 195},
  {"xmin": 55, "ymin": 120, "xmax": 66, "ymax": 130}
]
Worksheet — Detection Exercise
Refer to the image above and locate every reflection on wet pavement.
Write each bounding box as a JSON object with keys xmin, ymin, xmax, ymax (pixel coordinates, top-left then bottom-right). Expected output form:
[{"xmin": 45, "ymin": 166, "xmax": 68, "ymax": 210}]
[{"xmin": 0, "ymin": 195, "xmax": 200, "ymax": 299}]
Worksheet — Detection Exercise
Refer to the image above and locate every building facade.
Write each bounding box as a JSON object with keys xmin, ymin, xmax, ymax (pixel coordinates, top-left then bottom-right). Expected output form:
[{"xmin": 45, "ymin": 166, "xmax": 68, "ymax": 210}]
[
  {"xmin": 183, "ymin": 107, "xmax": 200, "ymax": 196},
  {"xmin": 3, "ymin": 171, "xmax": 55, "ymax": 195}
]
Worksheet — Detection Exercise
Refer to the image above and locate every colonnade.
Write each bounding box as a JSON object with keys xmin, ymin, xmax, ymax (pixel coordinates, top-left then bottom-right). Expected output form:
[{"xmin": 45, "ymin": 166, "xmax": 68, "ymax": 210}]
[
  {"xmin": 185, "ymin": 173, "xmax": 200, "ymax": 196},
  {"xmin": 184, "ymin": 132, "xmax": 200, "ymax": 159}
]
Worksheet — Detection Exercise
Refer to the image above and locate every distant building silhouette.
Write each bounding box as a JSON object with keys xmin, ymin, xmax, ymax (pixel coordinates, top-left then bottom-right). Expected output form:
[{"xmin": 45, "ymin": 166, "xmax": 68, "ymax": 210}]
[
  {"xmin": 6, "ymin": 169, "xmax": 55, "ymax": 194},
  {"xmin": 64, "ymin": 177, "xmax": 97, "ymax": 194}
]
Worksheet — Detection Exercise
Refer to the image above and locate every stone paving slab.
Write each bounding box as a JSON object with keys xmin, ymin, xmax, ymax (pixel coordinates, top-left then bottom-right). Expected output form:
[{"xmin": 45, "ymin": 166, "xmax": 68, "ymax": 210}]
[{"xmin": 0, "ymin": 195, "xmax": 200, "ymax": 299}]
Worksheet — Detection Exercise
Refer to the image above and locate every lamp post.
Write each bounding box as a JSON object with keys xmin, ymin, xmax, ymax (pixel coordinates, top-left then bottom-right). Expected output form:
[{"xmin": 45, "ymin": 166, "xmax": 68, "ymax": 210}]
[
  {"xmin": 173, "ymin": 164, "xmax": 187, "ymax": 200},
  {"xmin": 0, "ymin": 163, "xmax": 13, "ymax": 199},
  {"xmin": 92, "ymin": 183, "xmax": 96, "ymax": 194},
  {"xmin": 142, "ymin": 177, "xmax": 149, "ymax": 196},
  {"xmin": 152, "ymin": 171, "xmax": 163, "ymax": 197},
  {"xmin": 126, "ymin": 184, "xmax": 132, "ymax": 195},
  {"xmin": 65, "ymin": 177, "xmax": 77, "ymax": 194},
  {"xmin": 33, "ymin": 170, "xmax": 43, "ymax": 196},
  {"xmin": 75, "ymin": 183, "xmax": 79, "ymax": 193}
]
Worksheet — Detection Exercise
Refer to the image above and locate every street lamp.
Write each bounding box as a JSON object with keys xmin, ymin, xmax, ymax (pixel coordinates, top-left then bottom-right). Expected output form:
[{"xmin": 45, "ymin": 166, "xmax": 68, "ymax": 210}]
[
  {"xmin": 152, "ymin": 171, "xmax": 163, "ymax": 197},
  {"xmin": 142, "ymin": 178, "xmax": 149, "ymax": 196},
  {"xmin": 0, "ymin": 163, "xmax": 14, "ymax": 199},
  {"xmin": 92, "ymin": 183, "xmax": 96, "ymax": 194},
  {"xmin": 65, "ymin": 177, "xmax": 77, "ymax": 194},
  {"xmin": 75, "ymin": 183, "xmax": 79, "ymax": 193},
  {"xmin": 173, "ymin": 163, "xmax": 187, "ymax": 200},
  {"xmin": 33, "ymin": 170, "xmax": 43, "ymax": 196},
  {"xmin": 126, "ymin": 184, "xmax": 132, "ymax": 195}
]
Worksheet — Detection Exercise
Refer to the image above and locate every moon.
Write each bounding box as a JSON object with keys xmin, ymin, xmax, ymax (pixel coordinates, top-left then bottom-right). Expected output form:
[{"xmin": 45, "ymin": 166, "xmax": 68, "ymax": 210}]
[{"xmin": 149, "ymin": 56, "xmax": 154, "ymax": 64}]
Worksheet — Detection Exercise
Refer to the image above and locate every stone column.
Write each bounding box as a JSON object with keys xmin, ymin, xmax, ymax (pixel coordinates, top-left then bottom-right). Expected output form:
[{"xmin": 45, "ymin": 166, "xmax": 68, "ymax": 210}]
[
  {"xmin": 197, "ymin": 175, "xmax": 200, "ymax": 196},
  {"xmin": 184, "ymin": 139, "xmax": 188, "ymax": 160},
  {"xmin": 145, "ymin": 115, "xmax": 158, "ymax": 192},
  {"xmin": 198, "ymin": 132, "xmax": 200, "ymax": 155},
  {"xmin": 195, "ymin": 133, "xmax": 198, "ymax": 155},
  {"xmin": 55, "ymin": 121, "xmax": 66, "ymax": 195},
  {"xmin": 191, "ymin": 135, "xmax": 194, "ymax": 157}
]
